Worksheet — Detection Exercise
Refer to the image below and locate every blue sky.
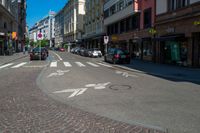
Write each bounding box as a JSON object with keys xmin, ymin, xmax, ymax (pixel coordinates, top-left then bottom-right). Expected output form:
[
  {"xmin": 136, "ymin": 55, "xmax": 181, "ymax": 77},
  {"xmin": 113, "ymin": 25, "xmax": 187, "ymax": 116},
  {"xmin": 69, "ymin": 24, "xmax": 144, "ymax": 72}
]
[{"xmin": 27, "ymin": 0, "xmax": 67, "ymax": 28}]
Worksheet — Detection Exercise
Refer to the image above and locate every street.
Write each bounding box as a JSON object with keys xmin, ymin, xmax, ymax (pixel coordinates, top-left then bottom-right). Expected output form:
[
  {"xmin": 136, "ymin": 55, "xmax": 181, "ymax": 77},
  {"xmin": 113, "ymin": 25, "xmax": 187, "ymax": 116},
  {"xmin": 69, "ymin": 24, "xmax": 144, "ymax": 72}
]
[{"xmin": 0, "ymin": 51, "xmax": 200, "ymax": 133}]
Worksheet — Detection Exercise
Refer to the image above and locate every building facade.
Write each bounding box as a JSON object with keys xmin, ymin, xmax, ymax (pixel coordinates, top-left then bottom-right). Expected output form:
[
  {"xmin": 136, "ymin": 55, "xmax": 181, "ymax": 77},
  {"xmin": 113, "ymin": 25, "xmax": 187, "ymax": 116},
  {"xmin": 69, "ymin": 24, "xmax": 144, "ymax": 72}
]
[
  {"xmin": 0, "ymin": 0, "xmax": 26, "ymax": 55},
  {"xmin": 83, "ymin": 0, "xmax": 105, "ymax": 53},
  {"xmin": 103, "ymin": 0, "xmax": 156, "ymax": 61},
  {"xmin": 54, "ymin": 9, "xmax": 64, "ymax": 47},
  {"xmin": 155, "ymin": 0, "xmax": 200, "ymax": 67},
  {"xmin": 29, "ymin": 11, "xmax": 56, "ymax": 47},
  {"xmin": 63, "ymin": 0, "xmax": 85, "ymax": 47}
]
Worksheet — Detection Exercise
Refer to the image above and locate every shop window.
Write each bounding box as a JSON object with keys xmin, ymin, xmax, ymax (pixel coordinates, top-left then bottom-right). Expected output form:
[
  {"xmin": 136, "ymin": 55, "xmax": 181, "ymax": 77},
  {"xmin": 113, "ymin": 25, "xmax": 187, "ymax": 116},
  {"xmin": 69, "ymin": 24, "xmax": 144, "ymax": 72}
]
[
  {"xmin": 143, "ymin": 41, "xmax": 153, "ymax": 57},
  {"xmin": 126, "ymin": 17, "xmax": 131, "ymax": 32},
  {"xmin": 144, "ymin": 8, "xmax": 152, "ymax": 29}
]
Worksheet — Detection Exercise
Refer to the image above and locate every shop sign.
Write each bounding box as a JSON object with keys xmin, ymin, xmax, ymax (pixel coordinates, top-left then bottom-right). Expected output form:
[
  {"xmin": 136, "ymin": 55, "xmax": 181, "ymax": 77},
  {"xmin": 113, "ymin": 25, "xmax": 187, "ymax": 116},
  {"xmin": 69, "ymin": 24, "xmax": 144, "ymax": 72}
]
[
  {"xmin": 111, "ymin": 35, "xmax": 118, "ymax": 41},
  {"xmin": 148, "ymin": 28, "xmax": 157, "ymax": 35},
  {"xmin": 12, "ymin": 32, "xmax": 17, "ymax": 39},
  {"xmin": 104, "ymin": 36, "xmax": 109, "ymax": 44},
  {"xmin": 166, "ymin": 27, "xmax": 175, "ymax": 33},
  {"xmin": 194, "ymin": 21, "xmax": 200, "ymax": 26},
  {"xmin": 0, "ymin": 32, "xmax": 5, "ymax": 36}
]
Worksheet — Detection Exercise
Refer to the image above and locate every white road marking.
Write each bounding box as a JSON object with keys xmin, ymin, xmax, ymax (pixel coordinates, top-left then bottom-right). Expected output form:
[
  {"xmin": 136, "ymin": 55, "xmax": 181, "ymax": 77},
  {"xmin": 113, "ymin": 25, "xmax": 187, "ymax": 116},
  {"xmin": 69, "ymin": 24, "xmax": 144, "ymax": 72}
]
[
  {"xmin": 63, "ymin": 62, "xmax": 72, "ymax": 67},
  {"xmin": 51, "ymin": 51, "xmax": 63, "ymax": 61},
  {"xmin": 47, "ymin": 70, "xmax": 70, "ymax": 78},
  {"xmin": 0, "ymin": 63, "xmax": 14, "ymax": 69},
  {"xmin": 76, "ymin": 88, "xmax": 88, "ymax": 96},
  {"xmin": 50, "ymin": 61, "xmax": 57, "ymax": 67},
  {"xmin": 75, "ymin": 62, "xmax": 86, "ymax": 67},
  {"xmin": 97, "ymin": 63, "xmax": 113, "ymax": 68},
  {"xmin": 54, "ymin": 88, "xmax": 88, "ymax": 98},
  {"xmin": 85, "ymin": 82, "xmax": 111, "ymax": 90},
  {"xmin": 116, "ymin": 70, "xmax": 138, "ymax": 78},
  {"xmin": 87, "ymin": 62, "xmax": 99, "ymax": 67},
  {"xmin": 11, "ymin": 62, "xmax": 27, "ymax": 68}
]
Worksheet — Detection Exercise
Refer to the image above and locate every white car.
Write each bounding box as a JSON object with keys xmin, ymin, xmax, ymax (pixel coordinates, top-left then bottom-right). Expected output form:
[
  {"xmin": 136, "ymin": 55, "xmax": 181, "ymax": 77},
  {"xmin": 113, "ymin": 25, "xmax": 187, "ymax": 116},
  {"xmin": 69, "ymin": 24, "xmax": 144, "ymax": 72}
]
[{"xmin": 90, "ymin": 49, "xmax": 102, "ymax": 58}]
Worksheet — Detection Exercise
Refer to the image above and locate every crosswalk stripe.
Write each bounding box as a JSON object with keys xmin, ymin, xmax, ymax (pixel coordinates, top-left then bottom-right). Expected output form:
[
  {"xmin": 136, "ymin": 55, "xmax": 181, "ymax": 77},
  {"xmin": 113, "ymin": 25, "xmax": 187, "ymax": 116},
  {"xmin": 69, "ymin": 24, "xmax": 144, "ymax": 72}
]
[
  {"xmin": 0, "ymin": 63, "xmax": 14, "ymax": 69},
  {"xmin": 11, "ymin": 62, "xmax": 27, "ymax": 68},
  {"xmin": 63, "ymin": 62, "xmax": 72, "ymax": 67},
  {"xmin": 97, "ymin": 63, "xmax": 113, "ymax": 68},
  {"xmin": 87, "ymin": 62, "xmax": 99, "ymax": 67},
  {"xmin": 75, "ymin": 62, "xmax": 86, "ymax": 67},
  {"xmin": 50, "ymin": 61, "xmax": 57, "ymax": 67}
]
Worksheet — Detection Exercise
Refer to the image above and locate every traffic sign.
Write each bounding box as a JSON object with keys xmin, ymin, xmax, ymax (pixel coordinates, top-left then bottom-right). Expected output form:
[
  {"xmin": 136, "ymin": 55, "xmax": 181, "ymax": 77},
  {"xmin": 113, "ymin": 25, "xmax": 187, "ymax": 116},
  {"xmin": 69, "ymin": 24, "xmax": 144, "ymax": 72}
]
[
  {"xmin": 104, "ymin": 36, "xmax": 109, "ymax": 44},
  {"xmin": 38, "ymin": 33, "xmax": 42, "ymax": 40}
]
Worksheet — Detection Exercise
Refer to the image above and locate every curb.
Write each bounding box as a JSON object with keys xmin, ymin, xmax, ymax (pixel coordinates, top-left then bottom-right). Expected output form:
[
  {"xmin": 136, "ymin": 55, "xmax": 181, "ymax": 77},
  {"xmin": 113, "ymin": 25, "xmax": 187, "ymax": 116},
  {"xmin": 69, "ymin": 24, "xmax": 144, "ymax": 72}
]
[
  {"xmin": 0, "ymin": 54, "xmax": 28, "ymax": 66},
  {"xmin": 99, "ymin": 61, "xmax": 200, "ymax": 84}
]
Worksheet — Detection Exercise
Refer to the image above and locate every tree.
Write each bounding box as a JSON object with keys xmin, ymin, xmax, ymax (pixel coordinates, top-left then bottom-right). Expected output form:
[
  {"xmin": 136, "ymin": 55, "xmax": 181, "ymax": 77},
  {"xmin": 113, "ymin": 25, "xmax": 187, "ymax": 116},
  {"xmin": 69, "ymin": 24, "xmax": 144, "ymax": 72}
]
[{"xmin": 40, "ymin": 39, "xmax": 49, "ymax": 47}]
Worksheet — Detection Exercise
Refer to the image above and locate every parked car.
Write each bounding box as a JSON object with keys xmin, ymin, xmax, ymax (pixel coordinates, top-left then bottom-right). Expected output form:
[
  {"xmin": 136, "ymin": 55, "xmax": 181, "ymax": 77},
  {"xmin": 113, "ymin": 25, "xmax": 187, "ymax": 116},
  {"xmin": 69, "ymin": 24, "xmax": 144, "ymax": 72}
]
[
  {"xmin": 59, "ymin": 48, "xmax": 65, "ymax": 52},
  {"xmin": 80, "ymin": 48, "xmax": 86, "ymax": 56},
  {"xmin": 104, "ymin": 48, "xmax": 130, "ymax": 64},
  {"xmin": 74, "ymin": 47, "xmax": 81, "ymax": 54},
  {"xmin": 30, "ymin": 47, "xmax": 48, "ymax": 60},
  {"xmin": 89, "ymin": 48, "xmax": 102, "ymax": 58}
]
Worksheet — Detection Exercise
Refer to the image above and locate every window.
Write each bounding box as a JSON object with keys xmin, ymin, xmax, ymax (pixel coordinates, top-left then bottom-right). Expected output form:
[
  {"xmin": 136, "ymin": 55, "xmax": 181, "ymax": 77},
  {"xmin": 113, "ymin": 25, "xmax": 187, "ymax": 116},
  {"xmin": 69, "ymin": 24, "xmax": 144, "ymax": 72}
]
[
  {"xmin": 144, "ymin": 8, "xmax": 152, "ymax": 29},
  {"xmin": 132, "ymin": 13, "xmax": 140, "ymax": 30},
  {"xmin": 110, "ymin": 5, "xmax": 116, "ymax": 15},
  {"xmin": 104, "ymin": 9, "xmax": 109, "ymax": 18},
  {"xmin": 168, "ymin": 0, "xmax": 190, "ymax": 11},
  {"xmin": 120, "ymin": 20, "xmax": 125, "ymax": 33}
]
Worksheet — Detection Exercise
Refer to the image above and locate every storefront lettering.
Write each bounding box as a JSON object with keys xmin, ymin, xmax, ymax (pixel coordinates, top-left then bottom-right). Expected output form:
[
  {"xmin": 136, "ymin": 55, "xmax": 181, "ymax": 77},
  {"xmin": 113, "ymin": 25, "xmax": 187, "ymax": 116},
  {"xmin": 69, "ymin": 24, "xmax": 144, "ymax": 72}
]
[
  {"xmin": 194, "ymin": 21, "xmax": 200, "ymax": 26},
  {"xmin": 148, "ymin": 28, "xmax": 157, "ymax": 35},
  {"xmin": 166, "ymin": 27, "xmax": 175, "ymax": 33}
]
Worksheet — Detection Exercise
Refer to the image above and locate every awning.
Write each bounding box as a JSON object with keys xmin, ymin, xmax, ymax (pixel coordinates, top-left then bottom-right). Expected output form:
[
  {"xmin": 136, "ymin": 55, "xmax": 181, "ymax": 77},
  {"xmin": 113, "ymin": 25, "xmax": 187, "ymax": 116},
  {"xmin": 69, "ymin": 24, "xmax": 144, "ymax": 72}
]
[{"xmin": 153, "ymin": 34, "xmax": 185, "ymax": 41}]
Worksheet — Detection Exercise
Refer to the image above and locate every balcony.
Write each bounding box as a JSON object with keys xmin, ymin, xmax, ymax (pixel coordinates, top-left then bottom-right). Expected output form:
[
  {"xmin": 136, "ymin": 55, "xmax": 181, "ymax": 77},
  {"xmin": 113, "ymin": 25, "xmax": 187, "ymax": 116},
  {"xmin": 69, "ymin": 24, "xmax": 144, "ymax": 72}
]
[{"xmin": 104, "ymin": 4, "xmax": 135, "ymax": 26}]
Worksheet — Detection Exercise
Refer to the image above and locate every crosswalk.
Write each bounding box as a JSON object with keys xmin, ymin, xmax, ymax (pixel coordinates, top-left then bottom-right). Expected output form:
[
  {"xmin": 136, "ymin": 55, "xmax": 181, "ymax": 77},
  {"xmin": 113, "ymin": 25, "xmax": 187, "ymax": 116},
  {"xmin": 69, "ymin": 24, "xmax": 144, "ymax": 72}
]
[{"xmin": 0, "ymin": 61, "xmax": 113, "ymax": 70}]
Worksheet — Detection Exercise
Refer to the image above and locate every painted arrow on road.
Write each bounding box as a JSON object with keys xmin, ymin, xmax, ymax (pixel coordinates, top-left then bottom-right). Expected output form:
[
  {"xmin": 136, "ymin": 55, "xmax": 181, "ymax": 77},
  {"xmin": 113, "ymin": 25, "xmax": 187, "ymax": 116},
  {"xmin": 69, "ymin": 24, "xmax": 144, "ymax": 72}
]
[{"xmin": 53, "ymin": 88, "xmax": 88, "ymax": 98}]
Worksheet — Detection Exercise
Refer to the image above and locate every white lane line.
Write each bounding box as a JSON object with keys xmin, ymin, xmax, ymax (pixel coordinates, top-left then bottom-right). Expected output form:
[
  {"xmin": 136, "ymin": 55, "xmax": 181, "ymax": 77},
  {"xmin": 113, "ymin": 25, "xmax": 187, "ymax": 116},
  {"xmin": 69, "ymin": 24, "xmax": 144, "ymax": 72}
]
[
  {"xmin": 63, "ymin": 62, "xmax": 72, "ymax": 67},
  {"xmin": 97, "ymin": 63, "xmax": 113, "ymax": 68},
  {"xmin": 11, "ymin": 62, "xmax": 27, "ymax": 68},
  {"xmin": 50, "ymin": 61, "xmax": 57, "ymax": 67},
  {"xmin": 87, "ymin": 62, "xmax": 99, "ymax": 67},
  {"xmin": 51, "ymin": 51, "xmax": 63, "ymax": 61},
  {"xmin": 75, "ymin": 62, "xmax": 86, "ymax": 67},
  {"xmin": 0, "ymin": 63, "xmax": 14, "ymax": 69}
]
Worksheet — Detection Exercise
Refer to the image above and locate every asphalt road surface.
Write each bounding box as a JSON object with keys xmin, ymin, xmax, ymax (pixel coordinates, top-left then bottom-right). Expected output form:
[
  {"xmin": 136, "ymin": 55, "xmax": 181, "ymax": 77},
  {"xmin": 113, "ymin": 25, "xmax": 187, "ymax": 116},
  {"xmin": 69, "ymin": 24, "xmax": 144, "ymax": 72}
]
[{"xmin": 0, "ymin": 51, "xmax": 200, "ymax": 133}]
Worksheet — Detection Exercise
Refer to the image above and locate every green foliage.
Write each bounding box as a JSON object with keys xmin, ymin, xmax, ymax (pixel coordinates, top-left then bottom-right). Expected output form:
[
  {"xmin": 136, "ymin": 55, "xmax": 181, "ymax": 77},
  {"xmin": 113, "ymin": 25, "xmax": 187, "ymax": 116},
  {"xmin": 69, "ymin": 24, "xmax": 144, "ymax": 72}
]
[
  {"xmin": 40, "ymin": 39, "xmax": 49, "ymax": 47},
  {"xmin": 64, "ymin": 44, "xmax": 68, "ymax": 49},
  {"xmin": 25, "ymin": 38, "xmax": 30, "ymax": 45}
]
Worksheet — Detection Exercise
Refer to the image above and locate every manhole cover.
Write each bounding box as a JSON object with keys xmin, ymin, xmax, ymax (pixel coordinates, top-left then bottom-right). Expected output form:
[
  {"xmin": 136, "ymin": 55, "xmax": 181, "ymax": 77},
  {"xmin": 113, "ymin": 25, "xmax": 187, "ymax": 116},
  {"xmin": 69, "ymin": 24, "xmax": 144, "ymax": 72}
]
[{"xmin": 109, "ymin": 85, "xmax": 132, "ymax": 91}]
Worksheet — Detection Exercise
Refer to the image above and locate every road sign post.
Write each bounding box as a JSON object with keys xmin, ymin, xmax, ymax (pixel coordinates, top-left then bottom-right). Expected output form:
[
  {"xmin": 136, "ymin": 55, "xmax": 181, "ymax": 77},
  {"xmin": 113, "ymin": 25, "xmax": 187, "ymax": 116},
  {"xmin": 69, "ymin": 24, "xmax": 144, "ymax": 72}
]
[
  {"xmin": 37, "ymin": 33, "xmax": 42, "ymax": 60},
  {"xmin": 104, "ymin": 36, "xmax": 109, "ymax": 54}
]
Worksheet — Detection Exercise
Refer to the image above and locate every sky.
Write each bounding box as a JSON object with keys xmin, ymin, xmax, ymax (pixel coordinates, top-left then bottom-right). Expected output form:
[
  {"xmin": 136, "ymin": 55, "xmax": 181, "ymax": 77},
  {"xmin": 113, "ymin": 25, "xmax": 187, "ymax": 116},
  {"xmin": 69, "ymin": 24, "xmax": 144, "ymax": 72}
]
[{"xmin": 27, "ymin": 0, "xmax": 67, "ymax": 28}]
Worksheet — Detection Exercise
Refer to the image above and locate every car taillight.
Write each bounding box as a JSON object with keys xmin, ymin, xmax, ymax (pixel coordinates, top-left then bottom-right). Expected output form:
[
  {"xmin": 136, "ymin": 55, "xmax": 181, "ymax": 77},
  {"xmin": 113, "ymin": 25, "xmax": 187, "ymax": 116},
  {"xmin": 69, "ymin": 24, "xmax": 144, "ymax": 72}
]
[{"xmin": 114, "ymin": 54, "xmax": 120, "ymax": 58}]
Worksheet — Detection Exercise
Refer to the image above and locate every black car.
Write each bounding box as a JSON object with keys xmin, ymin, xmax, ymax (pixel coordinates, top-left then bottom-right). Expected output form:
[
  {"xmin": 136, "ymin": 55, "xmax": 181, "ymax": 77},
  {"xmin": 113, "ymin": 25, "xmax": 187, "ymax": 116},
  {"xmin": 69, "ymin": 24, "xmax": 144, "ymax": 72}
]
[
  {"xmin": 104, "ymin": 48, "xmax": 130, "ymax": 64},
  {"xmin": 30, "ymin": 47, "xmax": 48, "ymax": 60}
]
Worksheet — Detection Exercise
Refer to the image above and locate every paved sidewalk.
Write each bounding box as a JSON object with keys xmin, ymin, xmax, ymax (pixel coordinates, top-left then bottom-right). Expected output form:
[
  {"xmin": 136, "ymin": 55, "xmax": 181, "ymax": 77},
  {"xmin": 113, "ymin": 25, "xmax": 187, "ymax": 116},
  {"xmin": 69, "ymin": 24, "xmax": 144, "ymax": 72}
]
[
  {"xmin": 0, "ymin": 52, "xmax": 28, "ymax": 65},
  {"xmin": 97, "ymin": 57, "xmax": 200, "ymax": 84},
  {"xmin": 122, "ymin": 60, "xmax": 200, "ymax": 84}
]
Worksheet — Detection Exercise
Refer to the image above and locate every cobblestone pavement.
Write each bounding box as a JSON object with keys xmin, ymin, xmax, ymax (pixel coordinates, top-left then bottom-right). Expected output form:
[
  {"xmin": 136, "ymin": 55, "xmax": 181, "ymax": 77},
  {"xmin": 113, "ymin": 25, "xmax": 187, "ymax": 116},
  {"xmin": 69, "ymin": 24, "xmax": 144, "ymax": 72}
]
[{"xmin": 0, "ymin": 68, "xmax": 165, "ymax": 133}]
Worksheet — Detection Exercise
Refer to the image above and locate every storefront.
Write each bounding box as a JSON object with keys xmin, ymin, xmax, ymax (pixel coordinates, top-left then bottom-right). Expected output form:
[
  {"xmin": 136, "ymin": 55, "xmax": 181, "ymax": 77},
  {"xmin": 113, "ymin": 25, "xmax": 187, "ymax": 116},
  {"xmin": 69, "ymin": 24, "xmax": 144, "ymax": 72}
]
[{"xmin": 157, "ymin": 35, "xmax": 188, "ymax": 66}]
